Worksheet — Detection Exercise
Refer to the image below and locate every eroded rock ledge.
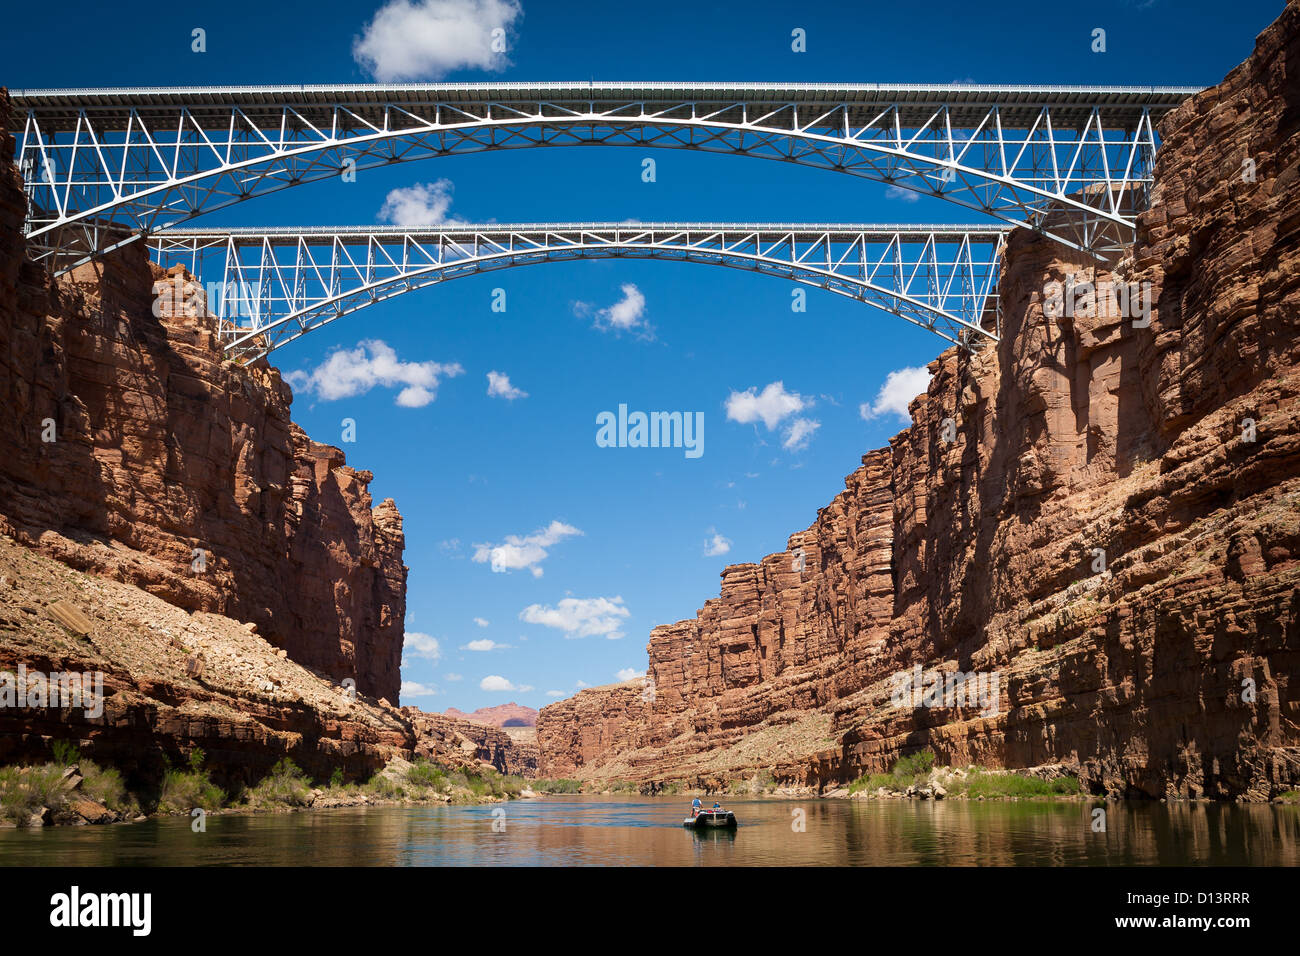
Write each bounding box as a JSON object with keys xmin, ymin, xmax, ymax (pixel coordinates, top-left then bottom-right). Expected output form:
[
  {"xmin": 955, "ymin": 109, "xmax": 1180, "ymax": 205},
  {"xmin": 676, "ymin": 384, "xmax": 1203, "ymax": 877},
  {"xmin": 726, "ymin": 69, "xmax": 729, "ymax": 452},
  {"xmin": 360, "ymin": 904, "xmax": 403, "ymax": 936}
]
[{"xmin": 537, "ymin": 4, "xmax": 1300, "ymax": 800}]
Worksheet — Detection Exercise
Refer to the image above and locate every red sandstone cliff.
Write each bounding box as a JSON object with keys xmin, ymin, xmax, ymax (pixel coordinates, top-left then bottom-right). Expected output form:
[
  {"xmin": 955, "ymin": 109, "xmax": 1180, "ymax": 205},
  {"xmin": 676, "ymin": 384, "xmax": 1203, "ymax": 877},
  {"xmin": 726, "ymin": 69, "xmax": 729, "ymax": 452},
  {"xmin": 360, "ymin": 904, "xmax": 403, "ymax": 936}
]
[
  {"xmin": 444, "ymin": 702, "xmax": 538, "ymax": 727},
  {"xmin": 537, "ymin": 4, "xmax": 1300, "ymax": 799},
  {"xmin": 406, "ymin": 707, "xmax": 539, "ymax": 775},
  {"xmin": 0, "ymin": 96, "xmax": 404, "ymax": 703}
]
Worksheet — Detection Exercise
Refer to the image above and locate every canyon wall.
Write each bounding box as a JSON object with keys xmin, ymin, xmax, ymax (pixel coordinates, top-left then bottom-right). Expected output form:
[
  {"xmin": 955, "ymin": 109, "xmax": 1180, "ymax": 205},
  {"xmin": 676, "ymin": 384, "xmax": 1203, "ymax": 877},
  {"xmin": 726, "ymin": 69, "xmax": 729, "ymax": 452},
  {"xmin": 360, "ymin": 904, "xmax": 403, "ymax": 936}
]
[
  {"xmin": 0, "ymin": 95, "xmax": 404, "ymax": 703},
  {"xmin": 406, "ymin": 708, "xmax": 540, "ymax": 776},
  {"xmin": 537, "ymin": 4, "xmax": 1300, "ymax": 799},
  {"xmin": 444, "ymin": 702, "xmax": 539, "ymax": 727},
  {"xmin": 535, "ymin": 681, "xmax": 650, "ymax": 778}
]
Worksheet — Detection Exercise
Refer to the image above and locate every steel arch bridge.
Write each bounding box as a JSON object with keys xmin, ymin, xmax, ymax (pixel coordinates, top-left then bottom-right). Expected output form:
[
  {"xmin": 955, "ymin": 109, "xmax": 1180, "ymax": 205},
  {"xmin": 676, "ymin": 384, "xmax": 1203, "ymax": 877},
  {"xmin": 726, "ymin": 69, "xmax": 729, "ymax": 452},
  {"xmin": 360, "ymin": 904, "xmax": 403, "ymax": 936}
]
[
  {"xmin": 149, "ymin": 222, "xmax": 1007, "ymax": 360},
  {"xmin": 14, "ymin": 82, "xmax": 1199, "ymax": 270}
]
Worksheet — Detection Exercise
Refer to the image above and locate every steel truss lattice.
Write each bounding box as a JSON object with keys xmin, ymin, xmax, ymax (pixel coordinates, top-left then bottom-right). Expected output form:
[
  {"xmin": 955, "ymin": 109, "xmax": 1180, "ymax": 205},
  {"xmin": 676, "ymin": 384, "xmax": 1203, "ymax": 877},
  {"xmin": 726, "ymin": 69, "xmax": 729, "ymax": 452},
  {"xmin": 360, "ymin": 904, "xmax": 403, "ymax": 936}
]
[
  {"xmin": 14, "ymin": 82, "xmax": 1199, "ymax": 269},
  {"xmin": 149, "ymin": 222, "xmax": 1008, "ymax": 359}
]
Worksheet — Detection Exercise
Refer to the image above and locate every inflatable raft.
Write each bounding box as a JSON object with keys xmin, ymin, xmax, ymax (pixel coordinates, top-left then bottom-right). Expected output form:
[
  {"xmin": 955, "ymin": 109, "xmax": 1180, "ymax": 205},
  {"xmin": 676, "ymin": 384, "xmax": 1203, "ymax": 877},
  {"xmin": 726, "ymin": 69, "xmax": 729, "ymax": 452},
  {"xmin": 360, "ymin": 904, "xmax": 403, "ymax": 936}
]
[{"xmin": 683, "ymin": 808, "xmax": 738, "ymax": 828}]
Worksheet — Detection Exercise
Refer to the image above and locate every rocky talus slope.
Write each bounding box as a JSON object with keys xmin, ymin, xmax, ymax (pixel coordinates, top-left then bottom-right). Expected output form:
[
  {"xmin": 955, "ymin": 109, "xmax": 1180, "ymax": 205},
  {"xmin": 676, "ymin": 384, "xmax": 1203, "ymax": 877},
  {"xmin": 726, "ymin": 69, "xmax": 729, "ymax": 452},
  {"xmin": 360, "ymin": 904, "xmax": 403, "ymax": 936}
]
[
  {"xmin": 0, "ymin": 534, "xmax": 530, "ymax": 786},
  {"xmin": 537, "ymin": 4, "xmax": 1300, "ymax": 800}
]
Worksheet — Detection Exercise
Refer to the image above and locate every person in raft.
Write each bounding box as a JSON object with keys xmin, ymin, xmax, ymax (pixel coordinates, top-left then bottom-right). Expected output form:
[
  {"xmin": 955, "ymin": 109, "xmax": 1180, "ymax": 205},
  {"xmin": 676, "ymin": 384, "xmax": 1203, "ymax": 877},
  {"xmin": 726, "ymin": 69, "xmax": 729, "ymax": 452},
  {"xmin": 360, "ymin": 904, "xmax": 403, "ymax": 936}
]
[{"xmin": 691, "ymin": 798, "xmax": 702, "ymax": 818}]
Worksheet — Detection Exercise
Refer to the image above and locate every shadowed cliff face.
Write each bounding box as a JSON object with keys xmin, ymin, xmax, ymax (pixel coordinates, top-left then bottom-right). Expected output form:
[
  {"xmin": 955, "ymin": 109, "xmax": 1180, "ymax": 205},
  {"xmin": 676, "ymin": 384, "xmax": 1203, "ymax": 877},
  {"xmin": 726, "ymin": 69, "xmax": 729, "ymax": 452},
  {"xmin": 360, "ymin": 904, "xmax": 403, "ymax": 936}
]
[
  {"xmin": 0, "ymin": 94, "xmax": 404, "ymax": 704},
  {"xmin": 538, "ymin": 4, "xmax": 1300, "ymax": 800}
]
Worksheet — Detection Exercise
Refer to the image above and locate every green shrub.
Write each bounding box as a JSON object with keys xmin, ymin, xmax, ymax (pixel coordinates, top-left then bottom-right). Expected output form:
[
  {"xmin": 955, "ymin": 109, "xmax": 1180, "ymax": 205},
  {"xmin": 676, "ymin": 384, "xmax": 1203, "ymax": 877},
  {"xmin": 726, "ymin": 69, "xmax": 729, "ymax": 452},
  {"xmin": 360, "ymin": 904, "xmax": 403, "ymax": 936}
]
[
  {"xmin": 480, "ymin": 770, "xmax": 524, "ymax": 798},
  {"xmin": 329, "ymin": 768, "xmax": 345, "ymax": 789},
  {"xmin": 158, "ymin": 768, "xmax": 225, "ymax": 812},
  {"xmin": 368, "ymin": 773, "xmax": 404, "ymax": 799},
  {"xmin": 957, "ymin": 771, "xmax": 1081, "ymax": 799},
  {"xmin": 81, "ymin": 762, "xmax": 133, "ymax": 813},
  {"xmin": 245, "ymin": 758, "xmax": 311, "ymax": 808},
  {"xmin": 531, "ymin": 778, "xmax": 582, "ymax": 793},
  {"xmin": 0, "ymin": 764, "xmax": 68, "ymax": 825},
  {"xmin": 406, "ymin": 760, "xmax": 449, "ymax": 792},
  {"xmin": 50, "ymin": 740, "xmax": 81, "ymax": 767},
  {"xmin": 893, "ymin": 750, "xmax": 936, "ymax": 778},
  {"xmin": 848, "ymin": 750, "xmax": 938, "ymax": 795},
  {"xmin": 848, "ymin": 772, "xmax": 896, "ymax": 795}
]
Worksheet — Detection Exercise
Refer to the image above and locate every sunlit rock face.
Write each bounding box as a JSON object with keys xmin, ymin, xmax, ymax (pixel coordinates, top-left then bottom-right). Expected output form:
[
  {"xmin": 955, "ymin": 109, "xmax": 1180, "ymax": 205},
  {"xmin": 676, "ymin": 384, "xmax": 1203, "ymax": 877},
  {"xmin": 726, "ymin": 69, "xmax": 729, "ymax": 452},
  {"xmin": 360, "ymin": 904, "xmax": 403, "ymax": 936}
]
[{"xmin": 538, "ymin": 5, "xmax": 1300, "ymax": 800}]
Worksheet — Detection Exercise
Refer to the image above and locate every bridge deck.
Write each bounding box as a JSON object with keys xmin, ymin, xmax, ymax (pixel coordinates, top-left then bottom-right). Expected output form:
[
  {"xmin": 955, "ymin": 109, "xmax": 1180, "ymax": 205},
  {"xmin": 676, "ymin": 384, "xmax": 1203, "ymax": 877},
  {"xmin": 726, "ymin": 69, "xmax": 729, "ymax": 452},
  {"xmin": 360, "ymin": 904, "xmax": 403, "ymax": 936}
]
[
  {"xmin": 155, "ymin": 222, "xmax": 1015, "ymax": 244},
  {"xmin": 9, "ymin": 82, "xmax": 1204, "ymax": 131}
]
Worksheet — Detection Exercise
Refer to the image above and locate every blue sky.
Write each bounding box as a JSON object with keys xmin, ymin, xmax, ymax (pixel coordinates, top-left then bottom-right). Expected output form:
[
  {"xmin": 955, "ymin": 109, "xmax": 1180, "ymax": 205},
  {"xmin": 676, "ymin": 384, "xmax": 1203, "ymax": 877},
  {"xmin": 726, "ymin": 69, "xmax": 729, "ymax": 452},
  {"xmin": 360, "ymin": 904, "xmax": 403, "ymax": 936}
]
[{"xmin": 3, "ymin": 0, "xmax": 1282, "ymax": 711}]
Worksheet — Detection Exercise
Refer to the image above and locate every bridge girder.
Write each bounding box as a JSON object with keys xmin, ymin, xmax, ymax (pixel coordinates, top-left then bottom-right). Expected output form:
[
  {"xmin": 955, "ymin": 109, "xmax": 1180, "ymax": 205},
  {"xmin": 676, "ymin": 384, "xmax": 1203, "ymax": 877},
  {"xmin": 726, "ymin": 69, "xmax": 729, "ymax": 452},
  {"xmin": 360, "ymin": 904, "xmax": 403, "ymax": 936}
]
[
  {"xmin": 149, "ymin": 222, "xmax": 1008, "ymax": 360},
  {"xmin": 12, "ymin": 82, "xmax": 1200, "ymax": 270}
]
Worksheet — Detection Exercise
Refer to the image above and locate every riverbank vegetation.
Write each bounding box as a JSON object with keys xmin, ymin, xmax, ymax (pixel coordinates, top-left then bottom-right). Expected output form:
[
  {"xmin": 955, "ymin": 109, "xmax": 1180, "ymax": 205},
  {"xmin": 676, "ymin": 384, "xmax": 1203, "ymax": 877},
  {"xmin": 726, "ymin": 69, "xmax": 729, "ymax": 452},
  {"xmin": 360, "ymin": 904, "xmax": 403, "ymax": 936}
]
[
  {"xmin": 0, "ymin": 743, "xmax": 530, "ymax": 828},
  {"xmin": 0, "ymin": 744, "xmax": 140, "ymax": 826},
  {"xmin": 848, "ymin": 751, "xmax": 1082, "ymax": 800}
]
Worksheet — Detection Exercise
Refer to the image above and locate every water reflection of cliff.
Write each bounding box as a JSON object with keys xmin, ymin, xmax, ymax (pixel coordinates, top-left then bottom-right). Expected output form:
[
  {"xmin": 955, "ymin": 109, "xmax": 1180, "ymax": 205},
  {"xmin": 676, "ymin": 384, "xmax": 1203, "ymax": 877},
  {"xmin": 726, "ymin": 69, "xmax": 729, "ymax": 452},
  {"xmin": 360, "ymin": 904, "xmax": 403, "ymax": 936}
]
[{"xmin": 1, "ymin": 798, "xmax": 1297, "ymax": 866}]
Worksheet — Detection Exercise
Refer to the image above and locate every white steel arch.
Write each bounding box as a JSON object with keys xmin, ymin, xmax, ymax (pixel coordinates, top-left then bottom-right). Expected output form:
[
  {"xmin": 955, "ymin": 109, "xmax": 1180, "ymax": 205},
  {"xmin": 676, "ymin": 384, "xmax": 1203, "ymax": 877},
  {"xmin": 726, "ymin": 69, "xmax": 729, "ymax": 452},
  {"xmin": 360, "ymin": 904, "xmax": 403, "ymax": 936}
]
[
  {"xmin": 14, "ymin": 82, "xmax": 1199, "ymax": 269},
  {"xmin": 149, "ymin": 222, "xmax": 1008, "ymax": 360}
]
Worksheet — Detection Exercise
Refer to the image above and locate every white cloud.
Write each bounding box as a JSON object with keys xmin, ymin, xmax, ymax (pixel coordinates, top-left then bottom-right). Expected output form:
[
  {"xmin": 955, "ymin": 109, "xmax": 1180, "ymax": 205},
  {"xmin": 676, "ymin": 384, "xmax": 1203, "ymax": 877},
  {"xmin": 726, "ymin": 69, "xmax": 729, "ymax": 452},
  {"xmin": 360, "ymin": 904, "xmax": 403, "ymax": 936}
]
[
  {"xmin": 544, "ymin": 689, "xmax": 565, "ymax": 698},
  {"xmin": 884, "ymin": 185, "xmax": 920, "ymax": 203},
  {"xmin": 403, "ymin": 632, "xmax": 442, "ymax": 664},
  {"xmin": 395, "ymin": 386, "xmax": 435, "ymax": 407},
  {"xmin": 725, "ymin": 381, "xmax": 808, "ymax": 430},
  {"xmin": 445, "ymin": 672, "xmax": 464, "ymax": 682},
  {"xmin": 486, "ymin": 370, "xmax": 528, "ymax": 400},
  {"xmin": 519, "ymin": 596, "xmax": 630, "ymax": 640},
  {"xmin": 576, "ymin": 283, "xmax": 651, "ymax": 336},
  {"xmin": 285, "ymin": 339, "xmax": 463, "ymax": 407},
  {"xmin": 480, "ymin": 674, "xmax": 533, "ymax": 692},
  {"xmin": 353, "ymin": 0, "xmax": 523, "ymax": 81},
  {"xmin": 473, "ymin": 520, "xmax": 582, "ymax": 576},
  {"xmin": 473, "ymin": 617, "xmax": 490, "ymax": 628},
  {"xmin": 704, "ymin": 532, "xmax": 732, "ymax": 557},
  {"xmin": 615, "ymin": 667, "xmax": 644, "ymax": 682},
  {"xmin": 575, "ymin": 680, "xmax": 589, "ymax": 688},
  {"xmin": 401, "ymin": 680, "xmax": 439, "ymax": 697},
  {"xmin": 725, "ymin": 381, "xmax": 820, "ymax": 451},
  {"xmin": 860, "ymin": 366, "xmax": 932, "ymax": 423},
  {"xmin": 378, "ymin": 180, "xmax": 463, "ymax": 227},
  {"xmin": 463, "ymin": 639, "xmax": 509, "ymax": 652},
  {"xmin": 783, "ymin": 417, "xmax": 821, "ymax": 451}
]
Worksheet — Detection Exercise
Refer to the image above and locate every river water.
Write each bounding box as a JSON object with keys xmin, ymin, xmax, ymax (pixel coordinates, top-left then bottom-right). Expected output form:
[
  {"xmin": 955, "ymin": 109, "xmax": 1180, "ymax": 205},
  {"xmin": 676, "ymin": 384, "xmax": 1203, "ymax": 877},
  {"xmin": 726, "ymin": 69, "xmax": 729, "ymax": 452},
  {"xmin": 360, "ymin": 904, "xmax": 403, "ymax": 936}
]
[{"xmin": 2, "ymin": 796, "xmax": 1297, "ymax": 866}]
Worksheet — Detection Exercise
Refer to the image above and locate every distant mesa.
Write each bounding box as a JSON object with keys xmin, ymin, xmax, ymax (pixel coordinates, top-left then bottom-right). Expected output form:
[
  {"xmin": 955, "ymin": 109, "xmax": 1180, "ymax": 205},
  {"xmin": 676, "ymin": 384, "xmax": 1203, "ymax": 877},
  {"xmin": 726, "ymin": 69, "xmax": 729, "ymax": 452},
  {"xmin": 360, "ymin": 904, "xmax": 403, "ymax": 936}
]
[{"xmin": 444, "ymin": 703, "xmax": 538, "ymax": 728}]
